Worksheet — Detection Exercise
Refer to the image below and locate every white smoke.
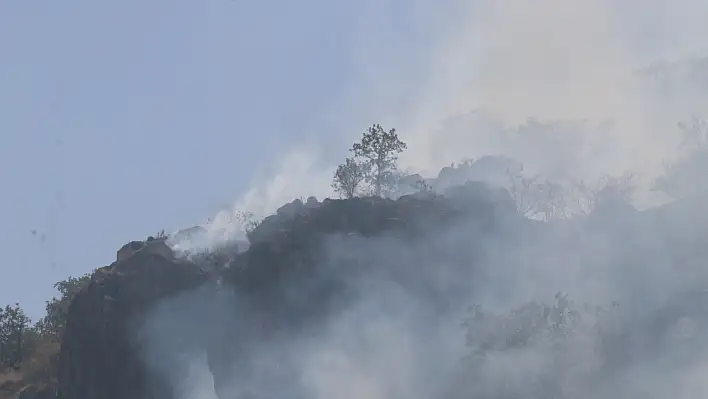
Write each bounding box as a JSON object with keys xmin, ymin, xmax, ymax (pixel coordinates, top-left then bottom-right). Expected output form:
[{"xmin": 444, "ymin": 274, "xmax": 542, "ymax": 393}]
[
  {"xmin": 144, "ymin": 4, "xmax": 708, "ymax": 397},
  {"xmin": 163, "ymin": 0, "xmax": 708, "ymax": 256}
]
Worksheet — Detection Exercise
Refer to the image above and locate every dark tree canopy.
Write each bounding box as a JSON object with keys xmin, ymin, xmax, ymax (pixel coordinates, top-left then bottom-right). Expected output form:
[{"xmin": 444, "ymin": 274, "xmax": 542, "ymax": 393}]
[
  {"xmin": 34, "ymin": 274, "xmax": 91, "ymax": 341},
  {"xmin": 0, "ymin": 303, "xmax": 30, "ymax": 369}
]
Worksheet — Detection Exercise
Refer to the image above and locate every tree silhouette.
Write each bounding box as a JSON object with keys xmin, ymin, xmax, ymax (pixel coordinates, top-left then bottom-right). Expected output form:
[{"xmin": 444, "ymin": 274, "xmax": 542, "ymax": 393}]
[
  {"xmin": 0, "ymin": 303, "xmax": 30, "ymax": 368},
  {"xmin": 34, "ymin": 274, "xmax": 91, "ymax": 341},
  {"xmin": 332, "ymin": 157, "xmax": 366, "ymax": 198},
  {"xmin": 350, "ymin": 124, "xmax": 407, "ymax": 196}
]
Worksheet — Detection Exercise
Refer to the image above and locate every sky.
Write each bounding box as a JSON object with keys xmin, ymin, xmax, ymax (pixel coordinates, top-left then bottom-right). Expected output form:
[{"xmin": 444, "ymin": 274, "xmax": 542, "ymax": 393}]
[
  {"xmin": 0, "ymin": 0, "xmax": 365, "ymax": 317},
  {"xmin": 2, "ymin": 0, "xmax": 708, "ymax": 319}
]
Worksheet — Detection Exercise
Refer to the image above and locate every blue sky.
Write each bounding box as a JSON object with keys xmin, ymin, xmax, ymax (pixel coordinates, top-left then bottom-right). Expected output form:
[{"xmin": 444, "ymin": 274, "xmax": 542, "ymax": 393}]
[
  {"xmin": 0, "ymin": 0, "xmax": 375, "ymax": 318},
  {"xmin": 3, "ymin": 0, "xmax": 708, "ymax": 320}
]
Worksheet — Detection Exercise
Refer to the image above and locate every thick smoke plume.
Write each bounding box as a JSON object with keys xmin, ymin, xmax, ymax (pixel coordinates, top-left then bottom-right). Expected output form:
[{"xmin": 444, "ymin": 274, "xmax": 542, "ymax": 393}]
[
  {"xmin": 143, "ymin": 1, "xmax": 708, "ymax": 398},
  {"xmin": 171, "ymin": 0, "xmax": 708, "ymax": 246}
]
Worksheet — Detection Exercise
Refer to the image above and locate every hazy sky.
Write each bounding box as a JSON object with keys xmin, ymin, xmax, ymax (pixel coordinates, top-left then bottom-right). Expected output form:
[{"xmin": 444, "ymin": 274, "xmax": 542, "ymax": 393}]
[
  {"xmin": 0, "ymin": 0, "xmax": 368, "ymax": 317},
  {"xmin": 2, "ymin": 0, "xmax": 708, "ymax": 319}
]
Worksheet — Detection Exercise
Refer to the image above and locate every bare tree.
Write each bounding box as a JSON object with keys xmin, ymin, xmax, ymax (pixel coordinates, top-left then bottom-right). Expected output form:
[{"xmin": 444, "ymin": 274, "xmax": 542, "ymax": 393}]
[
  {"xmin": 595, "ymin": 173, "xmax": 636, "ymax": 204},
  {"xmin": 537, "ymin": 180, "xmax": 571, "ymax": 220},
  {"xmin": 234, "ymin": 211, "xmax": 261, "ymax": 234},
  {"xmin": 505, "ymin": 166, "xmax": 542, "ymax": 218},
  {"xmin": 504, "ymin": 165, "xmax": 634, "ymax": 221},
  {"xmin": 332, "ymin": 157, "xmax": 365, "ymax": 198},
  {"xmin": 655, "ymin": 116, "xmax": 708, "ymax": 198},
  {"xmin": 570, "ymin": 173, "xmax": 636, "ymax": 216},
  {"xmin": 412, "ymin": 178, "xmax": 433, "ymax": 193},
  {"xmin": 570, "ymin": 178, "xmax": 596, "ymax": 216}
]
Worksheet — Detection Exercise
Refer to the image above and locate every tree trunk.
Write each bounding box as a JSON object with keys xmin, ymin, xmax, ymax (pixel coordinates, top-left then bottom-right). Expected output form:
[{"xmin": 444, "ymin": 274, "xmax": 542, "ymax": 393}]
[{"xmin": 375, "ymin": 161, "xmax": 383, "ymax": 196}]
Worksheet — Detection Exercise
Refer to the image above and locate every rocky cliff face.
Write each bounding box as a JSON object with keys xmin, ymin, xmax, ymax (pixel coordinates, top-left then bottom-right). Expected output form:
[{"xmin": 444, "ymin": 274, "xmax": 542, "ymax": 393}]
[
  {"xmin": 53, "ymin": 183, "xmax": 521, "ymax": 399},
  {"xmin": 207, "ymin": 186, "xmax": 527, "ymax": 399},
  {"xmin": 50, "ymin": 186, "xmax": 708, "ymax": 399},
  {"xmin": 56, "ymin": 240, "xmax": 209, "ymax": 399}
]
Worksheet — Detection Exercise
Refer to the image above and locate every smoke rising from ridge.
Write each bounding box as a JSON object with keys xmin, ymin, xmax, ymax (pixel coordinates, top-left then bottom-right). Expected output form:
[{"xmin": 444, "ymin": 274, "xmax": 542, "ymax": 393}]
[
  {"xmin": 167, "ymin": 0, "xmax": 708, "ymax": 247},
  {"xmin": 141, "ymin": 1, "xmax": 708, "ymax": 399},
  {"xmin": 144, "ymin": 196, "xmax": 708, "ymax": 398}
]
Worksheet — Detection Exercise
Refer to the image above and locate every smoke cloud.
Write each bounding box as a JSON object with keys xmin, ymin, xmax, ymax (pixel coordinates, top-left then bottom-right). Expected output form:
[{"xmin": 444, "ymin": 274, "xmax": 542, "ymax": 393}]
[
  {"xmin": 145, "ymin": 1, "xmax": 708, "ymax": 399},
  {"xmin": 169, "ymin": 0, "xmax": 708, "ymax": 245}
]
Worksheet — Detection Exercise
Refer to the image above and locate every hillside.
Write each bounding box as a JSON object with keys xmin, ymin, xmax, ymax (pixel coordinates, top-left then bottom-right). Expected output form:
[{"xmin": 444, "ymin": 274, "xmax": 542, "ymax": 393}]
[
  {"xmin": 55, "ymin": 183, "xmax": 524, "ymax": 399},
  {"xmin": 3, "ymin": 114, "xmax": 708, "ymax": 398},
  {"xmin": 1, "ymin": 178, "xmax": 707, "ymax": 399}
]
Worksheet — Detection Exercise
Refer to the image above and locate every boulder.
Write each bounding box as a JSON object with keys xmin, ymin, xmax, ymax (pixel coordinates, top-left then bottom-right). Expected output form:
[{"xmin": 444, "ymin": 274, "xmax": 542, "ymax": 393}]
[
  {"xmin": 116, "ymin": 241, "xmax": 144, "ymax": 262},
  {"xmin": 56, "ymin": 241, "xmax": 209, "ymax": 399}
]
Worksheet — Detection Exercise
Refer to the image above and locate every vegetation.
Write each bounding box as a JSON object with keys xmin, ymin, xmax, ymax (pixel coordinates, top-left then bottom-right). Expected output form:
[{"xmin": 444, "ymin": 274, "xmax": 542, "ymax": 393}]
[
  {"xmin": 0, "ymin": 305, "xmax": 30, "ymax": 370},
  {"xmin": 147, "ymin": 230, "xmax": 169, "ymax": 241},
  {"xmin": 332, "ymin": 124, "xmax": 407, "ymax": 198},
  {"xmin": 330, "ymin": 122, "xmax": 647, "ymax": 221},
  {"xmin": 234, "ymin": 211, "xmax": 262, "ymax": 234},
  {"xmin": 332, "ymin": 157, "xmax": 365, "ymax": 199},
  {"xmin": 34, "ymin": 274, "xmax": 91, "ymax": 342},
  {"xmin": 0, "ymin": 274, "xmax": 90, "ymax": 386},
  {"xmin": 2, "ymin": 110, "xmax": 708, "ymax": 396},
  {"xmin": 655, "ymin": 116, "xmax": 708, "ymax": 198},
  {"xmin": 454, "ymin": 294, "xmax": 623, "ymax": 398}
]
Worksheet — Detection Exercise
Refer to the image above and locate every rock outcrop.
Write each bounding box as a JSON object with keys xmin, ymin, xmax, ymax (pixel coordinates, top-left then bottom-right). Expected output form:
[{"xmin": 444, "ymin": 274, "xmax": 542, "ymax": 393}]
[
  {"xmin": 208, "ymin": 185, "xmax": 522, "ymax": 398},
  {"xmin": 54, "ymin": 182, "xmax": 520, "ymax": 399},
  {"xmin": 56, "ymin": 240, "xmax": 209, "ymax": 399},
  {"xmin": 49, "ymin": 183, "xmax": 708, "ymax": 399}
]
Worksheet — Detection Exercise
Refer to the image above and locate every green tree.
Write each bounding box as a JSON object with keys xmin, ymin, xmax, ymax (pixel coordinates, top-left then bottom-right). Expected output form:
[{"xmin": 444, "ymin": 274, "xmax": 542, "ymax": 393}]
[
  {"xmin": 350, "ymin": 124, "xmax": 407, "ymax": 196},
  {"xmin": 35, "ymin": 274, "xmax": 91, "ymax": 341},
  {"xmin": 331, "ymin": 157, "xmax": 366, "ymax": 198},
  {"xmin": 0, "ymin": 303, "xmax": 31, "ymax": 368}
]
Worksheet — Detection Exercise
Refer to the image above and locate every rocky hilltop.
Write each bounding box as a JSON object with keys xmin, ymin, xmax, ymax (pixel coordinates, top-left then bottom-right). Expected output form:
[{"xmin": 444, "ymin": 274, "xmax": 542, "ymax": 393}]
[
  {"xmin": 50, "ymin": 183, "xmax": 521, "ymax": 399},
  {"xmin": 8, "ymin": 182, "xmax": 708, "ymax": 399}
]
